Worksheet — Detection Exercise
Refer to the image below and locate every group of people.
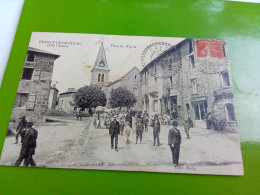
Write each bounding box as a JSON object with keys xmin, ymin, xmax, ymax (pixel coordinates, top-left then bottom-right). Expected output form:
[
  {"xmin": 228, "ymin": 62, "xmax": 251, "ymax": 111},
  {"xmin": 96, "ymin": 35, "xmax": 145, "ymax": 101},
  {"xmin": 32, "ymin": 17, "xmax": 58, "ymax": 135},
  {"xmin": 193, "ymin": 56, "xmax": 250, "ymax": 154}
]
[
  {"xmin": 96, "ymin": 109, "xmax": 186, "ymax": 166},
  {"xmin": 14, "ymin": 116, "xmax": 38, "ymax": 167},
  {"xmin": 13, "ymin": 109, "xmax": 191, "ymax": 167}
]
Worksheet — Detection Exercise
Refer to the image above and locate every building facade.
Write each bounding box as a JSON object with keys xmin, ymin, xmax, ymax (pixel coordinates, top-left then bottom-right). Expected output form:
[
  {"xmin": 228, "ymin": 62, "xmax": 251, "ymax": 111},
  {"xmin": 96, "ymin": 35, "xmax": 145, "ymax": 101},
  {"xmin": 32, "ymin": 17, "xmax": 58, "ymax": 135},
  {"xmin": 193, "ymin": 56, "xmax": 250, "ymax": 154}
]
[
  {"xmin": 48, "ymin": 85, "xmax": 59, "ymax": 109},
  {"xmin": 56, "ymin": 88, "xmax": 77, "ymax": 114},
  {"xmin": 140, "ymin": 39, "xmax": 237, "ymax": 130},
  {"xmin": 11, "ymin": 47, "xmax": 60, "ymax": 122},
  {"xmin": 107, "ymin": 66, "xmax": 142, "ymax": 109}
]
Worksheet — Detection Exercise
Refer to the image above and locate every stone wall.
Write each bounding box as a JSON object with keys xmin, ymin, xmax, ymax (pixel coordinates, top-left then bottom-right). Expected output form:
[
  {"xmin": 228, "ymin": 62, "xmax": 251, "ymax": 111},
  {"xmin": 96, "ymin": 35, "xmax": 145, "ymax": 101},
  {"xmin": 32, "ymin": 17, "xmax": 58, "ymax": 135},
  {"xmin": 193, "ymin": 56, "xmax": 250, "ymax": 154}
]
[
  {"xmin": 107, "ymin": 67, "xmax": 141, "ymax": 109},
  {"xmin": 139, "ymin": 38, "xmax": 237, "ymax": 131},
  {"xmin": 10, "ymin": 51, "xmax": 58, "ymax": 123},
  {"xmin": 56, "ymin": 92, "xmax": 76, "ymax": 114}
]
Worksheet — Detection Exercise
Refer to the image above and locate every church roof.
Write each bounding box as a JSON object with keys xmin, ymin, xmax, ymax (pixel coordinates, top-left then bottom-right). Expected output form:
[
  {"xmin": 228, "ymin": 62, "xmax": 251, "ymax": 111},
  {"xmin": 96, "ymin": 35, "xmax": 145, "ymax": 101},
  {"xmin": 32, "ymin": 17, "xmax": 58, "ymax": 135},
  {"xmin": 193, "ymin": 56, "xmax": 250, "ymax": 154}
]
[
  {"xmin": 108, "ymin": 66, "xmax": 140, "ymax": 86},
  {"xmin": 92, "ymin": 42, "xmax": 110, "ymax": 71},
  {"xmin": 121, "ymin": 66, "xmax": 140, "ymax": 79}
]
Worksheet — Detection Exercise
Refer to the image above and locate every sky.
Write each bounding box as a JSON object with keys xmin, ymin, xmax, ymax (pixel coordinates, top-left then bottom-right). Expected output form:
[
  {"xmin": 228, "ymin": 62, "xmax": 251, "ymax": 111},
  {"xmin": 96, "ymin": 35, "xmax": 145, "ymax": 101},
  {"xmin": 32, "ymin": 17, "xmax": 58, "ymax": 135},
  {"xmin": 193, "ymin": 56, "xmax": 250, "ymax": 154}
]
[{"xmin": 29, "ymin": 32, "xmax": 185, "ymax": 93}]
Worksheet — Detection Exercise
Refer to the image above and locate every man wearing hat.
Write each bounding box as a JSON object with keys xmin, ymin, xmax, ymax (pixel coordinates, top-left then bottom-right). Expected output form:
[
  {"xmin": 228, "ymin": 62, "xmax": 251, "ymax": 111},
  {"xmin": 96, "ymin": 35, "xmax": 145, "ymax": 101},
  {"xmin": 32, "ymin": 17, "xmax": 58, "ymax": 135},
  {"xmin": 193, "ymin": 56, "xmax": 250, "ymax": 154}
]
[
  {"xmin": 136, "ymin": 117, "xmax": 144, "ymax": 144},
  {"xmin": 15, "ymin": 116, "xmax": 28, "ymax": 144},
  {"xmin": 168, "ymin": 121, "xmax": 182, "ymax": 166},
  {"xmin": 14, "ymin": 122, "xmax": 38, "ymax": 167},
  {"xmin": 109, "ymin": 116, "xmax": 120, "ymax": 151},
  {"xmin": 152, "ymin": 114, "xmax": 161, "ymax": 146}
]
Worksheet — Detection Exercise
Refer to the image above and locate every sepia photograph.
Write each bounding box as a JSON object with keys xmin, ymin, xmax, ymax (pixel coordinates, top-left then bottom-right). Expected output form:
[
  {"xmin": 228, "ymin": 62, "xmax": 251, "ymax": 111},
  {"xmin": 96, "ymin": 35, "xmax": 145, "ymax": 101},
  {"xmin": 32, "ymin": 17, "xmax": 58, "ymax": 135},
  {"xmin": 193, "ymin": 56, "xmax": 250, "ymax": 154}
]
[{"xmin": 0, "ymin": 32, "xmax": 243, "ymax": 175}]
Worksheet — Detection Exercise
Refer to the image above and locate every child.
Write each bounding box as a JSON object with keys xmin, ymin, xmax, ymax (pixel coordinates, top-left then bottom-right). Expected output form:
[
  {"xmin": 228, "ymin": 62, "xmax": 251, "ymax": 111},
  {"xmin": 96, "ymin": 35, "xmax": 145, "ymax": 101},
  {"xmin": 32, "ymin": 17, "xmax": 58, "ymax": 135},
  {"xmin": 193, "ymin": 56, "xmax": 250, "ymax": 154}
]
[
  {"xmin": 125, "ymin": 122, "xmax": 131, "ymax": 144},
  {"xmin": 184, "ymin": 119, "xmax": 190, "ymax": 139},
  {"xmin": 119, "ymin": 120, "xmax": 125, "ymax": 135}
]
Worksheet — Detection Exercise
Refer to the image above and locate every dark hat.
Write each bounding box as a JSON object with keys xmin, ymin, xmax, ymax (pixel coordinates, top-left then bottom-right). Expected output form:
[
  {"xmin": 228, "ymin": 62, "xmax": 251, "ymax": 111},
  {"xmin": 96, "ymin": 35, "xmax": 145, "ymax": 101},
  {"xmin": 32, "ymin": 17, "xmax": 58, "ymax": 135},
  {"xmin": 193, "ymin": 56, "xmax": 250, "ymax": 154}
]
[
  {"xmin": 27, "ymin": 122, "xmax": 34, "ymax": 127},
  {"xmin": 172, "ymin": 121, "xmax": 178, "ymax": 126},
  {"xmin": 19, "ymin": 116, "xmax": 26, "ymax": 120}
]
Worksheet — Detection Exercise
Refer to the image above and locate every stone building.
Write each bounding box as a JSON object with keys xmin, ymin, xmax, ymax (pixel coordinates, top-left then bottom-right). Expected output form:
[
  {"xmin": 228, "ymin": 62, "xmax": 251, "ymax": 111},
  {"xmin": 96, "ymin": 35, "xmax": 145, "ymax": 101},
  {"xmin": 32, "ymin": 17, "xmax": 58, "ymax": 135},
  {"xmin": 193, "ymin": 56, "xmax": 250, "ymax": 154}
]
[
  {"xmin": 140, "ymin": 38, "xmax": 237, "ymax": 130},
  {"xmin": 48, "ymin": 84, "xmax": 59, "ymax": 109},
  {"xmin": 56, "ymin": 88, "xmax": 77, "ymax": 114},
  {"xmin": 107, "ymin": 66, "xmax": 141, "ymax": 109},
  {"xmin": 91, "ymin": 42, "xmax": 142, "ymax": 109},
  {"xmin": 10, "ymin": 47, "xmax": 60, "ymax": 122}
]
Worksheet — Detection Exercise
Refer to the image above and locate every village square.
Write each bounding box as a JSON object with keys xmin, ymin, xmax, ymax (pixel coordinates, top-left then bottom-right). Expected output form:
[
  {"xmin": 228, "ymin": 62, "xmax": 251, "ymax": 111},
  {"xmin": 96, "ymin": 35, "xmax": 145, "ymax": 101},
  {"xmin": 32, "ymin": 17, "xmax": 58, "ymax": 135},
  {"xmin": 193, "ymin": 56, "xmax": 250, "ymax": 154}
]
[{"xmin": 0, "ymin": 34, "xmax": 243, "ymax": 175}]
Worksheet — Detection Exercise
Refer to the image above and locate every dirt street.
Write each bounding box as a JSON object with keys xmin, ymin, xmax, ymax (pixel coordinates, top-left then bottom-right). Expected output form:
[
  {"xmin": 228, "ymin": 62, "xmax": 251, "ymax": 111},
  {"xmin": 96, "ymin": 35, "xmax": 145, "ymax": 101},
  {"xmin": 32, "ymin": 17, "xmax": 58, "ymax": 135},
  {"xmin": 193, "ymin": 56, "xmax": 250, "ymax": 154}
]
[{"xmin": 0, "ymin": 117, "xmax": 243, "ymax": 175}]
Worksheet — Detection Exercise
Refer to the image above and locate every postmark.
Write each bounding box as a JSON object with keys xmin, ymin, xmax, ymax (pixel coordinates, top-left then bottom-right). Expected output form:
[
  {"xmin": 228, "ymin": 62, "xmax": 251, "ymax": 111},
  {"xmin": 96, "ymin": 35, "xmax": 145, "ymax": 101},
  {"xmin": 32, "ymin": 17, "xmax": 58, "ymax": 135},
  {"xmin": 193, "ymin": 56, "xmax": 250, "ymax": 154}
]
[{"xmin": 141, "ymin": 42, "xmax": 172, "ymax": 68}]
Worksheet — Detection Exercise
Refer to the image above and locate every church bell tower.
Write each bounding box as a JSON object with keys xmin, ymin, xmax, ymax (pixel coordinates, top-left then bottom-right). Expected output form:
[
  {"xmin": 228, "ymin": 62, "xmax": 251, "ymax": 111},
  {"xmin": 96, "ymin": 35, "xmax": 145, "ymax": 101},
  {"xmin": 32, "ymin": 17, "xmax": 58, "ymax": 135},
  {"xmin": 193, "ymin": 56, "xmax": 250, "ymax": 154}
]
[{"xmin": 91, "ymin": 41, "xmax": 110, "ymax": 93}]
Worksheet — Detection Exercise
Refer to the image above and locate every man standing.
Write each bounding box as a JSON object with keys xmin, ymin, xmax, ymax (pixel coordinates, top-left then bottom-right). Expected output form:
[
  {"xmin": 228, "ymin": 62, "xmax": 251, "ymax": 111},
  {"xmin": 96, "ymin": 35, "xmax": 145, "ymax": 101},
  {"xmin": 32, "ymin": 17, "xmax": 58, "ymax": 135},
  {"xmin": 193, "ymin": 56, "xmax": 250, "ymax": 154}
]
[
  {"xmin": 152, "ymin": 115, "xmax": 160, "ymax": 146},
  {"xmin": 109, "ymin": 116, "xmax": 120, "ymax": 151},
  {"xmin": 143, "ymin": 116, "xmax": 149, "ymax": 132},
  {"xmin": 168, "ymin": 121, "xmax": 182, "ymax": 166},
  {"xmin": 14, "ymin": 122, "xmax": 38, "ymax": 167},
  {"xmin": 15, "ymin": 116, "xmax": 28, "ymax": 144},
  {"xmin": 204, "ymin": 112, "xmax": 212, "ymax": 129},
  {"xmin": 136, "ymin": 117, "xmax": 144, "ymax": 144}
]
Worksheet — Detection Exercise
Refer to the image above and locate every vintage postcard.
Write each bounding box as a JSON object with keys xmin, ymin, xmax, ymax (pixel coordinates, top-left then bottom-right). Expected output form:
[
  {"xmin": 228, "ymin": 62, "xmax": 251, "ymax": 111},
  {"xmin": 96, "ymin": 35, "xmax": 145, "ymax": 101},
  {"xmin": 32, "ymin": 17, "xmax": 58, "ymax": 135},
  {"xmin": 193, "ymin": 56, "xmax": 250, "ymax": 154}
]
[{"xmin": 0, "ymin": 32, "xmax": 243, "ymax": 175}]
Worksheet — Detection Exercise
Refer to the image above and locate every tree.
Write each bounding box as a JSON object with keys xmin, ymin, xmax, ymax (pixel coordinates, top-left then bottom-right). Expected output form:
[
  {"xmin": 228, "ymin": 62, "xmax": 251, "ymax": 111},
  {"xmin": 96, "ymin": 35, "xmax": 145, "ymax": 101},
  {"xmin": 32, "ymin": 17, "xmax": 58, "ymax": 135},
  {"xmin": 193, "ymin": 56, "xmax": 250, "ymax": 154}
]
[
  {"xmin": 74, "ymin": 85, "xmax": 107, "ymax": 111},
  {"xmin": 109, "ymin": 87, "xmax": 137, "ymax": 109}
]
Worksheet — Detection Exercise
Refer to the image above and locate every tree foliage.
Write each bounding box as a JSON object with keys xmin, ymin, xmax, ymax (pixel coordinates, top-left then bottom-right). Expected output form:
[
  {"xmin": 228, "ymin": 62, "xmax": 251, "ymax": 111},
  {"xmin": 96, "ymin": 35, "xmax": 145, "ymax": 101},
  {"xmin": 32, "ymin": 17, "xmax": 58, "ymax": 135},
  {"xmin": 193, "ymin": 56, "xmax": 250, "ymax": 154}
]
[
  {"xmin": 74, "ymin": 85, "xmax": 107, "ymax": 110},
  {"xmin": 109, "ymin": 87, "xmax": 137, "ymax": 109}
]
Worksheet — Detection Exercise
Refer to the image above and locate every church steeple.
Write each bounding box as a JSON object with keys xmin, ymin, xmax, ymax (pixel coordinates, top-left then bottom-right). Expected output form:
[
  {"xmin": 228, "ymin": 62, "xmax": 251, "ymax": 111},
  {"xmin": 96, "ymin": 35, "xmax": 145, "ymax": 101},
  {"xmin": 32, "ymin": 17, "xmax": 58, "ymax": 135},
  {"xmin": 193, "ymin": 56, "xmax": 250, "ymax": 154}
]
[
  {"xmin": 91, "ymin": 41, "xmax": 110, "ymax": 87},
  {"xmin": 92, "ymin": 41, "xmax": 110, "ymax": 71}
]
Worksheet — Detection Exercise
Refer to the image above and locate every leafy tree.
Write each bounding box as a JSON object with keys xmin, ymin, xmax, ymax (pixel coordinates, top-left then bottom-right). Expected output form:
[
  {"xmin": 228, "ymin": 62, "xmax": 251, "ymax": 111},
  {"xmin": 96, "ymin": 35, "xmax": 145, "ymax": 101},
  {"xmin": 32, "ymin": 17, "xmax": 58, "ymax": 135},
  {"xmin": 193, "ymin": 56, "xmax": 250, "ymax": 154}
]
[
  {"xmin": 74, "ymin": 85, "xmax": 107, "ymax": 111},
  {"xmin": 109, "ymin": 87, "xmax": 137, "ymax": 109}
]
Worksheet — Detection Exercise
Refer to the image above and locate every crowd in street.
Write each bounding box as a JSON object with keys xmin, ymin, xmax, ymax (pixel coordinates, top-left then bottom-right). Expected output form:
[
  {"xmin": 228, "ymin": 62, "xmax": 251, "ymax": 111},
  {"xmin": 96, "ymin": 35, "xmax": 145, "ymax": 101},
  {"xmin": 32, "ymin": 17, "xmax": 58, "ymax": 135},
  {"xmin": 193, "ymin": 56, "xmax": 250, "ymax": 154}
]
[
  {"xmin": 12, "ymin": 109, "xmax": 194, "ymax": 167},
  {"xmin": 92, "ymin": 109, "xmax": 193, "ymax": 166}
]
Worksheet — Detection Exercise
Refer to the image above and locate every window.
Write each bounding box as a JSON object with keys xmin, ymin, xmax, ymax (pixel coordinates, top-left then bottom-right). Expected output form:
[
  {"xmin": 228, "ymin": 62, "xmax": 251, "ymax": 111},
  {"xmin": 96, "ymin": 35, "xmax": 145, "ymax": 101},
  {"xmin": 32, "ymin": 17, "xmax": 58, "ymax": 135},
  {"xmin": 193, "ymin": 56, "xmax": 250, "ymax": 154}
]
[
  {"xmin": 186, "ymin": 103, "xmax": 190, "ymax": 117},
  {"xmin": 221, "ymin": 72, "xmax": 231, "ymax": 87},
  {"xmin": 188, "ymin": 40, "xmax": 193, "ymax": 53},
  {"xmin": 14, "ymin": 93, "xmax": 29, "ymax": 107},
  {"xmin": 27, "ymin": 94, "xmax": 36, "ymax": 110},
  {"xmin": 100, "ymin": 62, "xmax": 104, "ymax": 67},
  {"xmin": 27, "ymin": 53, "xmax": 35, "ymax": 62},
  {"xmin": 189, "ymin": 55, "xmax": 195, "ymax": 69},
  {"xmin": 135, "ymin": 75, "xmax": 137, "ymax": 79},
  {"xmin": 133, "ymin": 87, "xmax": 138, "ymax": 96},
  {"xmin": 169, "ymin": 57, "xmax": 172, "ymax": 65},
  {"xmin": 191, "ymin": 79, "xmax": 197, "ymax": 94},
  {"xmin": 153, "ymin": 100, "xmax": 158, "ymax": 112},
  {"xmin": 193, "ymin": 101, "xmax": 207, "ymax": 120},
  {"xmin": 169, "ymin": 76, "xmax": 173, "ymax": 87},
  {"xmin": 98, "ymin": 73, "xmax": 101, "ymax": 82},
  {"xmin": 21, "ymin": 68, "xmax": 34, "ymax": 80},
  {"xmin": 225, "ymin": 103, "xmax": 236, "ymax": 121},
  {"xmin": 101, "ymin": 74, "xmax": 104, "ymax": 82}
]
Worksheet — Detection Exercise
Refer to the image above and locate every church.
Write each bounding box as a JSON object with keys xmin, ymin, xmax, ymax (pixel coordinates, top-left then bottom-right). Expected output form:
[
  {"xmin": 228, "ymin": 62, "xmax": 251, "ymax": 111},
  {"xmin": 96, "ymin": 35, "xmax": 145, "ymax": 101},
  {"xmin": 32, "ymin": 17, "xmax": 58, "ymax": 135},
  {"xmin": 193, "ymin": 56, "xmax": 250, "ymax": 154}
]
[
  {"xmin": 90, "ymin": 42, "xmax": 110, "ymax": 96},
  {"xmin": 91, "ymin": 42, "xmax": 142, "ymax": 109}
]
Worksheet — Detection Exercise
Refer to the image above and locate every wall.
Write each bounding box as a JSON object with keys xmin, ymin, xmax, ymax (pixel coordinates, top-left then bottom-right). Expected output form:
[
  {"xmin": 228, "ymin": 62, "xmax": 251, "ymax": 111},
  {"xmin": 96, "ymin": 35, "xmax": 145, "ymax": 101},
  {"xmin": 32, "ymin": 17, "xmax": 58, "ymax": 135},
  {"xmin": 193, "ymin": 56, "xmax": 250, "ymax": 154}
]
[
  {"xmin": 56, "ymin": 92, "xmax": 76, "ymax": 114},
  {"xmin": 10, "ymin": 51, "xmax": 57, "ymax": 123}
]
